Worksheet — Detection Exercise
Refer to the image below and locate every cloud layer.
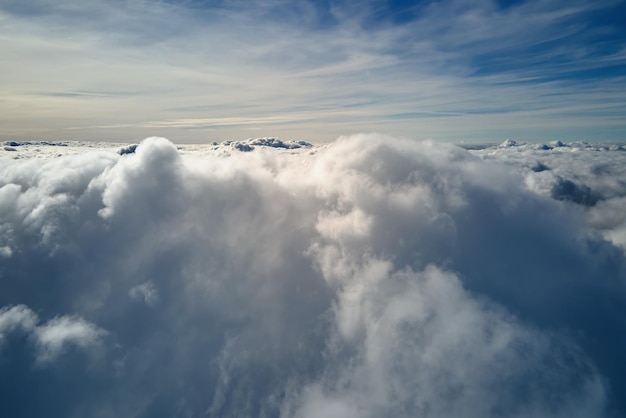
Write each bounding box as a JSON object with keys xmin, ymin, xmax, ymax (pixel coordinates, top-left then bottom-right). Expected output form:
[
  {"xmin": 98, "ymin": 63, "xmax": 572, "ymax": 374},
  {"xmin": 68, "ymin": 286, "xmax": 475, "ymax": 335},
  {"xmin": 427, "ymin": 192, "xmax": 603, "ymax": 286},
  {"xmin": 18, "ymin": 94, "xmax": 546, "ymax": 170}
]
[{"xmin": 0, "ymin": 135, "xmax": 625, "ymax": 417}]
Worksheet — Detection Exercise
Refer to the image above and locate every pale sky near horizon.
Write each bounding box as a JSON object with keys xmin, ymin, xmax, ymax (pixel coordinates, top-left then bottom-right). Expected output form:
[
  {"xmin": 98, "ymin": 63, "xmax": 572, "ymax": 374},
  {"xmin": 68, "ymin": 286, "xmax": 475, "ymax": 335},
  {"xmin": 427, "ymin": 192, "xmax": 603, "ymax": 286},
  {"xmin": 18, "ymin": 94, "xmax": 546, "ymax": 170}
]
[{"xmin": 1, "ymin": 0, "xmax": 625, "ymax": 144}]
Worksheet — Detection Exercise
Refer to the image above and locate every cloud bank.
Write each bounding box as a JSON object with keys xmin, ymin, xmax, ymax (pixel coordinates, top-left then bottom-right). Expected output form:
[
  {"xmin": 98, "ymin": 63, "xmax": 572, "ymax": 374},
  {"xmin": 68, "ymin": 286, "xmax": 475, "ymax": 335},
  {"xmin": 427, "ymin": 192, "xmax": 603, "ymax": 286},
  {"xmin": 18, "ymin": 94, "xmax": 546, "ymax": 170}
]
[
  {"xmin": 472, "ymin": 140, "xmax": 626, "ymax": 249},
  {"xmin": 0, "ymin": 135, "xmax": 625, "ymax": 417}
]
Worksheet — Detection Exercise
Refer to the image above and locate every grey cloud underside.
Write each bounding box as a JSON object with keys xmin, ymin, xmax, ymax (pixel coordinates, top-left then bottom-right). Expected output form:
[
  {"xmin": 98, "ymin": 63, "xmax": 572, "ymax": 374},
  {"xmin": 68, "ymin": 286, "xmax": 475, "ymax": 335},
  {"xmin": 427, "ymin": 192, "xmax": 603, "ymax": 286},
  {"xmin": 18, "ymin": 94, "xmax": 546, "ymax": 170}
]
[{"xmin": 0, "ymin": 135, "xmax": 625, "ymax": 417}]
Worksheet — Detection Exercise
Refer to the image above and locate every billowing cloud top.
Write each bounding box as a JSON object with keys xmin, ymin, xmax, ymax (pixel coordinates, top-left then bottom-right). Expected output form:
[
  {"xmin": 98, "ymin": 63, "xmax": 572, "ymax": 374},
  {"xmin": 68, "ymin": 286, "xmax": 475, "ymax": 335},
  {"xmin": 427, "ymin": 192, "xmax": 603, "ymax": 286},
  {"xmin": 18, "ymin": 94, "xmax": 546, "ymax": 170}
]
[{"xmin": 0, "ymin": 135, "xmax": 625, "ymax": 417}]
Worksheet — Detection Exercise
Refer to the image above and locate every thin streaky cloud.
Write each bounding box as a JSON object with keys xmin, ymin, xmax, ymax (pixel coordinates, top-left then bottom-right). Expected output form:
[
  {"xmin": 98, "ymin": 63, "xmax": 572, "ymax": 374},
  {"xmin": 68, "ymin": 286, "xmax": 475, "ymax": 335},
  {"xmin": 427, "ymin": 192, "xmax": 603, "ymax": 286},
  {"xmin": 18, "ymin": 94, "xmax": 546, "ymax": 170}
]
[{"xmin": 0, "ymin": 0, "xmax": 625, "ymax": 142}]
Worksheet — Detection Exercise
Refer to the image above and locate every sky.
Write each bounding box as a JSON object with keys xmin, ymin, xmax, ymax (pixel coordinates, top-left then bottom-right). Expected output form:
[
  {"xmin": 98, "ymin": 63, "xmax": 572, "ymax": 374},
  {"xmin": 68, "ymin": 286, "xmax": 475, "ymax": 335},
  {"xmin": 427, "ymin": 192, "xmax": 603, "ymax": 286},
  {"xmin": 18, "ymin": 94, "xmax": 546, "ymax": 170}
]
[
  {"xmin": 1, "ymin": 0, "xmax": 626, "ymax": 144},
  {"xmin": 1, "ymin": 136, "xmax": 626, "ymax": 417}
]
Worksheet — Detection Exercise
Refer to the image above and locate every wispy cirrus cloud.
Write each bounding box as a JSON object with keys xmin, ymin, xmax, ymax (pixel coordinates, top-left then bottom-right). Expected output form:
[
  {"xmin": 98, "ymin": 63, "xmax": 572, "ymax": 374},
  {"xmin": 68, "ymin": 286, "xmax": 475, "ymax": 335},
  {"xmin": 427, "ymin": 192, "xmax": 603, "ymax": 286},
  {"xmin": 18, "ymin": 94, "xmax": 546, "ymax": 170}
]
[{"xmin": 1, "ymin": 0, "xmax": 625, "ymax": 142}]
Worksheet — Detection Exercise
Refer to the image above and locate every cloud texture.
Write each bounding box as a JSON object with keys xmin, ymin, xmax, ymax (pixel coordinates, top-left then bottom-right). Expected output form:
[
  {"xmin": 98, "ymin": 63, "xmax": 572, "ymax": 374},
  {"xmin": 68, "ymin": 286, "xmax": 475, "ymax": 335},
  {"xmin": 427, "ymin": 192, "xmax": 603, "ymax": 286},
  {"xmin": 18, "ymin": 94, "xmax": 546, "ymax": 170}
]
[
  {"xmin": 2, "ymin": 0, "xmax": 625, "ymax": 142},
  {"xmin": 0, "ymin": 135, "xmax": 625, "ymax": 417}
]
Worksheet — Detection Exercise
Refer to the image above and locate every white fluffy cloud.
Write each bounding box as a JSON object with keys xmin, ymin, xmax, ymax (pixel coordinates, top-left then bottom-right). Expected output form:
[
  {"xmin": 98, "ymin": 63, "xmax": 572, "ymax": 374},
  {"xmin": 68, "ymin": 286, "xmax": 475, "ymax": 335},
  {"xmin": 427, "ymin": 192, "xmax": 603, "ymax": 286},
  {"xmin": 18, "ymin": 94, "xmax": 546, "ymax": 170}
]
[
  {"xmin": 0, "ymin": 135, "xmax": 625, "ymax": 417},
  {"xmin": 0, "ymin": 305, "xmax": 105, "ymax": 363},
  {"xmin": 472, "ymin": 140, "xmax": 626, "ymax": 249}
]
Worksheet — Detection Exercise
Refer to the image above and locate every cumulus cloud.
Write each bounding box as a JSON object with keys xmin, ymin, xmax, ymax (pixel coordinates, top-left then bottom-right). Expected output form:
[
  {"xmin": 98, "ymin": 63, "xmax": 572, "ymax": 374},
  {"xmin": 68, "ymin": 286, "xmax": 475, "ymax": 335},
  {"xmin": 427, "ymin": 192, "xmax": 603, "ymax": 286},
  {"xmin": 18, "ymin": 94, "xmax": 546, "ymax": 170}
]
[
  {"xmin": 0, "ymin": 135, "xmax": 625, "ymax": 417},
  {"xmin": 472, "ymin": 140, "xmax": 626, "ymax": 249},
  {"xmin": 0, "ymin": 305, "xmax": 38, "ymax": 338},
  {"xmin": 0, "ymin": 304, "xmax": 105, "ymax": 363},
  {"xmin": 34, "ymin": 315, "xmax": 106, "ymax": 363},
  {"xmin": 288, "ymin": 267, "xmax": 605, "ymax": 418}
]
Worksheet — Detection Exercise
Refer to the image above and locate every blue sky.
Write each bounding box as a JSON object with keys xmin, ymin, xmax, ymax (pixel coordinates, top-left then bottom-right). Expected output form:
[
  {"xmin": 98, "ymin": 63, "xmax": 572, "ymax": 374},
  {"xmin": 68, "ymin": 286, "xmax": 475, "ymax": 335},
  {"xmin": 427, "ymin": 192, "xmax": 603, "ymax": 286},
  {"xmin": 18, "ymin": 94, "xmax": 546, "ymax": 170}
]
[{"xmin": 1, "ymin": 0, "xmax": 625, "ymax": 143}]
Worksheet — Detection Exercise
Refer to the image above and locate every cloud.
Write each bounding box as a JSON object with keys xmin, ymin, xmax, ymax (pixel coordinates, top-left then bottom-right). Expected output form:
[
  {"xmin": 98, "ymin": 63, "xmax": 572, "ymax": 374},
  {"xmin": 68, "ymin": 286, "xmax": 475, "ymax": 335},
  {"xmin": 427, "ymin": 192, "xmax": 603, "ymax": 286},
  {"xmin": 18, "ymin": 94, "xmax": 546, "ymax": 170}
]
[
  {"xmin": 0, "ymin": 305, "xmax": 38, "ymax": 337},
  {"xmin": 129, "ymin": 281, "xmax": 158, "ymax": 306},
  {"xmin": 1, "ymin": 0, "xmax": 625, "ymax": 142},
  {"xmin": 0, "ymin": 304, "xmax": 106, "ymax": 363},
  {"xmin": 0, "ymin": 135, "xmax": 625, "ymax": 416},
  {"xmin": 34, "ymin": 315, "xmax": 106, "ymax": 363},
  {"xmin": 472, "ymin": 140, "xmax": 626, "ymax": 249},
  {"xmin": 287, "ymin": 267, "xmax": 606, "ymax": 418}
]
